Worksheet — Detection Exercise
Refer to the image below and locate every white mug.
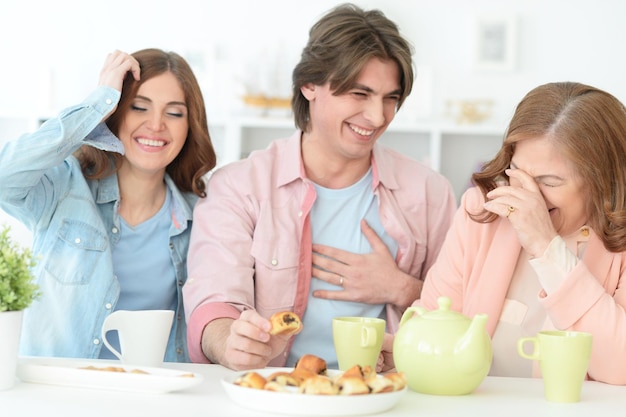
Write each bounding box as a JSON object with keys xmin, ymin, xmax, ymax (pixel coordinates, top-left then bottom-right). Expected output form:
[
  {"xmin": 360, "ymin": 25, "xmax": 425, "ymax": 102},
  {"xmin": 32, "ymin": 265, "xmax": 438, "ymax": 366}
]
[{"xmin": 101, "ymin": 309, "xmax": 174, "ymax": 368}]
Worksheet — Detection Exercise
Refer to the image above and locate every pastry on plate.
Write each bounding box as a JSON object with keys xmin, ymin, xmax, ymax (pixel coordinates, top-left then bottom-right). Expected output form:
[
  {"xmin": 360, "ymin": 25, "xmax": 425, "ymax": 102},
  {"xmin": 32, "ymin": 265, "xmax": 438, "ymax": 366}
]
[
  {"xmin": 383, "ymin": 372, "xmax": 407, "ymax": 391},
  {"xmin": 266, "ymin": 371, "xmax": 299, "ymax": 387},
  {"xmin": 264, "ymin": 381, "xmax": 290, "ymax": 392},
  {"xmin": 298, "ymin": 375, "xmax": 339, "ymax": 395},
  {"xmin": 341, "ymin": 364, "xmax": 375, "ymax": 379},
  {"xmin": 234, "ymin": 371, "xmax": 267, "ymax": 389},
  {"xmin": 294, "ymin": 354, "xmax": 327, "ymax": 375},
  {"xmin": 335, "ymin": 375, "xmax": 371, "ymax": 395},
  {"xmin": 365, "ymin": 375, "xmax": 395, "ymax": 393},
  {"xmin": 289, "ymin": 368, "xmax": 318, "ymax": 385}
]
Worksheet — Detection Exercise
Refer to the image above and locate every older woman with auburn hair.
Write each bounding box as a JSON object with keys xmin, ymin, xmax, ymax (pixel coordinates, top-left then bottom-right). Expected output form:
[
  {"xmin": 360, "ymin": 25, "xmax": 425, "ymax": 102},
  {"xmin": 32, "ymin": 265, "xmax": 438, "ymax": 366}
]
[
  {"xmin": 384, "ymin": 82, "xmax": 626, "ymax": 385},
  {"xmin": 0, "ymin": 48, "xmax": 216, "ymax": 362}
]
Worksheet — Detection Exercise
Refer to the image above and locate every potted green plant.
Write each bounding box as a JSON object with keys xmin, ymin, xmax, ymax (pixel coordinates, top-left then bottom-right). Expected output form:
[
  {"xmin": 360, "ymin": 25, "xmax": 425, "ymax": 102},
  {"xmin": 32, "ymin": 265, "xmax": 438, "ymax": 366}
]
[{"xmin": 0, "ymin": 224, "xmax": 40, "ymax": 390}]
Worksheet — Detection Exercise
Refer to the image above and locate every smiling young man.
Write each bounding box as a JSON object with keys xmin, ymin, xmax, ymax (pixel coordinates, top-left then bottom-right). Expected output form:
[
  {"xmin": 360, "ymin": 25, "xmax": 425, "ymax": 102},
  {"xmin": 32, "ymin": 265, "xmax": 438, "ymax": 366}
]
[{"xmin": 184, "ymin": 3, "xmax": 456, "ymax": 371}]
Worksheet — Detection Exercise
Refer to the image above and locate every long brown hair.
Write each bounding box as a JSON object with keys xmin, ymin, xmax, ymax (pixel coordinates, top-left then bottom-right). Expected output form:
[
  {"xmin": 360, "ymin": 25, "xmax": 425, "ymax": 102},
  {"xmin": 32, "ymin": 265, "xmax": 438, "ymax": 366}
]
[
  {"xmin": 292, "ymin": 3, "xmax": 414, "ymax": 132},
  {"xmin": 472, "ymin": 82, "xmax": 626, "ymax": 252},
  {"xmin": 76, "ymin": 48, "xmax": 216, "ymax": 197}
]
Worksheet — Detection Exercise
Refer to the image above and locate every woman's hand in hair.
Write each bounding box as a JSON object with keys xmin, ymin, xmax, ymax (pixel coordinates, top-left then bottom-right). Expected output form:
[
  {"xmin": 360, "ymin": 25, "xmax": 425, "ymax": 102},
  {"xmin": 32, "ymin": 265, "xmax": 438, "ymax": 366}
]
[{"xmin": 98, "ymin": 50, "xmax": 140, "ymax": 92}]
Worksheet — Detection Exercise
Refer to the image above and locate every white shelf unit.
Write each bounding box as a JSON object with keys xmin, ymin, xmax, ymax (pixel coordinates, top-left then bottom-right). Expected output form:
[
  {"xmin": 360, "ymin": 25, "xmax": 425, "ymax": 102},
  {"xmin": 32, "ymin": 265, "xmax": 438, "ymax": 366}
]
[
  {"xmin": 1, "ymin": 114, "xmax": 507, "ymax": 204},
  {"xmin": 208, "ymin": 116, "xmax": 506, "ymax": 202}
]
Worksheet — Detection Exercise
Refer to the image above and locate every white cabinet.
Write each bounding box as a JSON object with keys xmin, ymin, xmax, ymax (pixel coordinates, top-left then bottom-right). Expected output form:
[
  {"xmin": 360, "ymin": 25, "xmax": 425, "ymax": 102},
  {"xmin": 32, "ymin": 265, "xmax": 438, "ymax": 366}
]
[
  {"xmin": 208, "ymin": 116, "xmax": 506, "ymax": 202},
  {"xmin": 1, "ymin": 114, "xmax": 505, "ymax": 205}
]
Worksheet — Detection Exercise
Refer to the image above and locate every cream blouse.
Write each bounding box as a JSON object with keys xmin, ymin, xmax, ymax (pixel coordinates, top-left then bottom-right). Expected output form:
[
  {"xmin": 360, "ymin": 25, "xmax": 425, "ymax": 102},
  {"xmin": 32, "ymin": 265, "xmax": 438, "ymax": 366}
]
[{"xmin": 489, "ymin": 226, "xmax": 590, "ymax": 377}]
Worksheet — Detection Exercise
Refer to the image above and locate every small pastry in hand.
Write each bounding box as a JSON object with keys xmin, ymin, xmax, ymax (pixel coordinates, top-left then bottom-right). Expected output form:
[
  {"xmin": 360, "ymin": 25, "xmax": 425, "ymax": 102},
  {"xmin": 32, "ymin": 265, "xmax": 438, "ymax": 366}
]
[
  {"xmin": 269, "ymin": 311, "xmax": 303, "ymax": 336},
  {"xmin": 234, "ymin": 371, "xmax": 267, "ymax": 390},
  {"xmin": 294, "ymin": 353, "xmax": 327, "ymax": 375},
  {"xmin": 298, "ymin": 375, "xmax": 339, "ymax": 395}
]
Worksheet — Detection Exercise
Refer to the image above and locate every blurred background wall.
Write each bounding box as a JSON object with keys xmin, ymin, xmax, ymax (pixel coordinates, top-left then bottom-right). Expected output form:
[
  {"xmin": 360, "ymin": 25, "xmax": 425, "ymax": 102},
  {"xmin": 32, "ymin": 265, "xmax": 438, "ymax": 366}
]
[
  {"xmin": 1, "ymin": 0, "xmax": 624, "ymax": 122},
  {"xmin": 1, "ymin": 0, "xmax": 625, "ymax": 246}
]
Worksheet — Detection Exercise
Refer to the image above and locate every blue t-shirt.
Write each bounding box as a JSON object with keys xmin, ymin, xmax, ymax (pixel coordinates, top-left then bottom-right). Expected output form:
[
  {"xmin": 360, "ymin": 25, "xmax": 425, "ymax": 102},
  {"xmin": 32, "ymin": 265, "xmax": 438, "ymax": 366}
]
[
  {"xmin": 288, "ymin": 168, "xmax": 398, "ymax": 368},
  {"xmin": 100, "ymin": 188, "xmax": 177, "ymax": 359}
]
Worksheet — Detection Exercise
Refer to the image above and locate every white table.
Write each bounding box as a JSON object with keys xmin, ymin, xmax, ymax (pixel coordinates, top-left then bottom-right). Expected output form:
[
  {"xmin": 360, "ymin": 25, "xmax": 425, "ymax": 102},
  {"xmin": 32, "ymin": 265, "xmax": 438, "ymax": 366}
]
[{"xmin": 2, "ymin": 357, "xmax": 625, "ymax": 417}]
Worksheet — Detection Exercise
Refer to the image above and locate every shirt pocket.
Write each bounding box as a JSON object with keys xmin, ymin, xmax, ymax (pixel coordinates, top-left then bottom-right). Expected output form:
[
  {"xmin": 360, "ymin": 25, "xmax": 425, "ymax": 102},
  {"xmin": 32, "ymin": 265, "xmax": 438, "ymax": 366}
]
[
  {"xmin": 45, "ymin": 218, "xmax": 108, "ymax": 285},
  {"xmin": 250, "ymin": 237, "xmax": 299, "ymax": 313}
]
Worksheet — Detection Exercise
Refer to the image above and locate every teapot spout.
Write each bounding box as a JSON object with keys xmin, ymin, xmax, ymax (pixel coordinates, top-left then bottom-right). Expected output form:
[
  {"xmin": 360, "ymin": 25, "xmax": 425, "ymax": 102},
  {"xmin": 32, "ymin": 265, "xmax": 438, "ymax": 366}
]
[{"xmin": 454, "ymin": 313, "xmax": 492, "ymax": 375}]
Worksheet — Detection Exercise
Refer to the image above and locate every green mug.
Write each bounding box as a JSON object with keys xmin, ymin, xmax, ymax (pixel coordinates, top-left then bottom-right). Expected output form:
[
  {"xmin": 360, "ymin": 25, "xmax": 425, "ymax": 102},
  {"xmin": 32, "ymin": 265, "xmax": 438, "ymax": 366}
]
[
  {"xmin": 332, "ymin": 317, "xmax": 385, "ymax": 371},
  {"xmin": 517, "ymin": 330, "xmax": 592, "ymax": 402}
]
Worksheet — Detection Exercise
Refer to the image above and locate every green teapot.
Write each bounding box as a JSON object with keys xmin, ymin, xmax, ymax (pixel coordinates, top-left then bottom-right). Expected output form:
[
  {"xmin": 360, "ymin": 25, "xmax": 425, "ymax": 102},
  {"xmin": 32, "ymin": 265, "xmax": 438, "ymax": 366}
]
[{"xmin": 393, "ymin": 296, "xmax": 492, "ymax": 395}]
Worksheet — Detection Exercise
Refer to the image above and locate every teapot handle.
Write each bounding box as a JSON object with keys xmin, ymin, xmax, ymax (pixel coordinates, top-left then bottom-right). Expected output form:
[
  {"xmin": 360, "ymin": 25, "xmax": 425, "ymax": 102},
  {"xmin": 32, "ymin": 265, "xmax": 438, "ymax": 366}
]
[{"xmin": 399, "ymin": 306, "xmax": 426, "ymax": 327}]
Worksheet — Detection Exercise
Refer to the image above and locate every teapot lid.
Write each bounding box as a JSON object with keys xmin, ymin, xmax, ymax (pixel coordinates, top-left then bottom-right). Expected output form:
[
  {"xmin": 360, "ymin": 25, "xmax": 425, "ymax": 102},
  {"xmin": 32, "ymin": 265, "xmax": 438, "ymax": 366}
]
[{"xmin": 423, "ymin": 297, "xmax": 469, "ymax": 321}]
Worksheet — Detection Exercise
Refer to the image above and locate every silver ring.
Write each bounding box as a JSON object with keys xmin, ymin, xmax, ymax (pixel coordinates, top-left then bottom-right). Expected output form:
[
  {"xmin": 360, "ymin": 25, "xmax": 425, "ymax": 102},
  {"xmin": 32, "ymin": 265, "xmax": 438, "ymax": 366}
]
[{"xmin": 339, "ymin": 276, "xmax": 344, "ymax": 287}]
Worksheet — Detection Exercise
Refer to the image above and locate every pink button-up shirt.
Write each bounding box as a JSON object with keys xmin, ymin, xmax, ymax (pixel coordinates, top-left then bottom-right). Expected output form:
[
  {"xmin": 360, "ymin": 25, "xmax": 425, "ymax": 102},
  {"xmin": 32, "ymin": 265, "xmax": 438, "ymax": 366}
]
[{"xmin": 184, "ymin": 131, "xmax": 456, "ymax": 364}]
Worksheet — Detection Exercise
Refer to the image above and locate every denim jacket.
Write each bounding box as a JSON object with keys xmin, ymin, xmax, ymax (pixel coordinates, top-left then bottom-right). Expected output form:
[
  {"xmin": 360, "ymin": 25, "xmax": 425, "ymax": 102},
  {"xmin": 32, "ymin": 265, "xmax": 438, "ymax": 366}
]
[{"xmin": 0, "ymin": 87, "xmax": 194, "ymax": 362}]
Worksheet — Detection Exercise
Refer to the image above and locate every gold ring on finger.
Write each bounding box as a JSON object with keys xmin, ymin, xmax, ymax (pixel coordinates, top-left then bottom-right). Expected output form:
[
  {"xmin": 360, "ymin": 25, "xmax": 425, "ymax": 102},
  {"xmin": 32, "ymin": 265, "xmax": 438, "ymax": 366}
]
[{"xmin": 506, "ymin": 206, "xmax": 515, "ymax": 218}]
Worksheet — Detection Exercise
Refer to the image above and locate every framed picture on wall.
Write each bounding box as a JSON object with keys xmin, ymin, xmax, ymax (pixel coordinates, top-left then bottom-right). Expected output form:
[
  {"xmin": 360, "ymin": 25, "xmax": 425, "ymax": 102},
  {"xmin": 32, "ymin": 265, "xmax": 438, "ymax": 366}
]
[{"xmin": 473, "ymin": 15, "xmax": 517, "ymax": 71}]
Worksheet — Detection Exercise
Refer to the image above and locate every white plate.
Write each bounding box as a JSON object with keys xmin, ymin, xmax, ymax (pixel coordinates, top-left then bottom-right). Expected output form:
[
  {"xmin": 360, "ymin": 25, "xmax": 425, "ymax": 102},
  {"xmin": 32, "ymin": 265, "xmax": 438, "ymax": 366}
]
[
  {"xmin": 221, "ymin": 367, "xmax": 407, "ymax": 416},
  {"xmin": 17, "ymin": 358, "xmax": 204, "ymax": 394}
]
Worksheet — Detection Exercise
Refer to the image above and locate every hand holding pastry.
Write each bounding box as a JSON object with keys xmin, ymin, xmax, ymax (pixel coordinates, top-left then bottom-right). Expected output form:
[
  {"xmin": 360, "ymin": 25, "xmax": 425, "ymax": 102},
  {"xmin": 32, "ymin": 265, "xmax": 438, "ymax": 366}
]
[{"xmin": 217, "ymin": 310, "xmax": 294, "ymax": 370}]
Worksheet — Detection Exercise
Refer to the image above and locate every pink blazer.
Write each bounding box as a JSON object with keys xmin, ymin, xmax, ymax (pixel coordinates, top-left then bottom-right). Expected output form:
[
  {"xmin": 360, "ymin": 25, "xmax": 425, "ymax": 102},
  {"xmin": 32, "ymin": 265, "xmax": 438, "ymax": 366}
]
[{"xmin": 419, "ymin": 187, "xmax": 626, "ymax": 385}]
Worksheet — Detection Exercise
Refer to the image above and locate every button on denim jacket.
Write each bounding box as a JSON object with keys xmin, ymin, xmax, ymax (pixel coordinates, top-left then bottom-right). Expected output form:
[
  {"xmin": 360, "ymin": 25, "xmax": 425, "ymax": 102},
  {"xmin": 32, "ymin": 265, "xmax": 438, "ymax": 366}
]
[{"xmin": 0, "ymin": 87, "xmax": 194, "ymax": 362}]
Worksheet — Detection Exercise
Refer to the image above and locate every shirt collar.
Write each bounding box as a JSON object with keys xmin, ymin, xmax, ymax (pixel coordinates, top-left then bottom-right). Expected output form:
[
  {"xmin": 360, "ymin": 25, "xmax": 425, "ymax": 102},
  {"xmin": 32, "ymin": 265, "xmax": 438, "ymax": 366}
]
[
  {"xmin": 371, "ymin": 142, "xmax": 399, "ymax": 191},
  {"xmin": 95, "ymin": 174, "xmax": 119, "ymax": 204},
  {"xmin": 275, "ymin": 130, "xmax": 306, "ymax": 188},
  {"xmin": 278, "ymin": 130, "xmax": 400, "ymax": 191},
  {"xmin": 93, "ymin": 172, "xmax": 194, "ymax": 225}
]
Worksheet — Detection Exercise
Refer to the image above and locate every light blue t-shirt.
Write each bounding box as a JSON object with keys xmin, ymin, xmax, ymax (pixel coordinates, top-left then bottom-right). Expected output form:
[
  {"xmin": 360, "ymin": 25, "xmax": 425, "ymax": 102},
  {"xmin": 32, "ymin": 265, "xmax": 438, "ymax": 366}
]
[
  {"xmin": 100, "ymin": 187, "xmax": 177, "ymax": 359},
  {"xmin": 288, "ymin": 168, "xmax": 398, "ymax": 368}
]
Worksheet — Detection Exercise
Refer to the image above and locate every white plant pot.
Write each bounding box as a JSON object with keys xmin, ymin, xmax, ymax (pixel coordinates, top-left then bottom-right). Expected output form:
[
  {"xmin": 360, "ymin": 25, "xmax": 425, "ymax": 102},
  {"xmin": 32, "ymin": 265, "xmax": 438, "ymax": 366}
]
[{"xmin": 0, "ymin": 310, "xmax": 23, "ymax": 390}]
